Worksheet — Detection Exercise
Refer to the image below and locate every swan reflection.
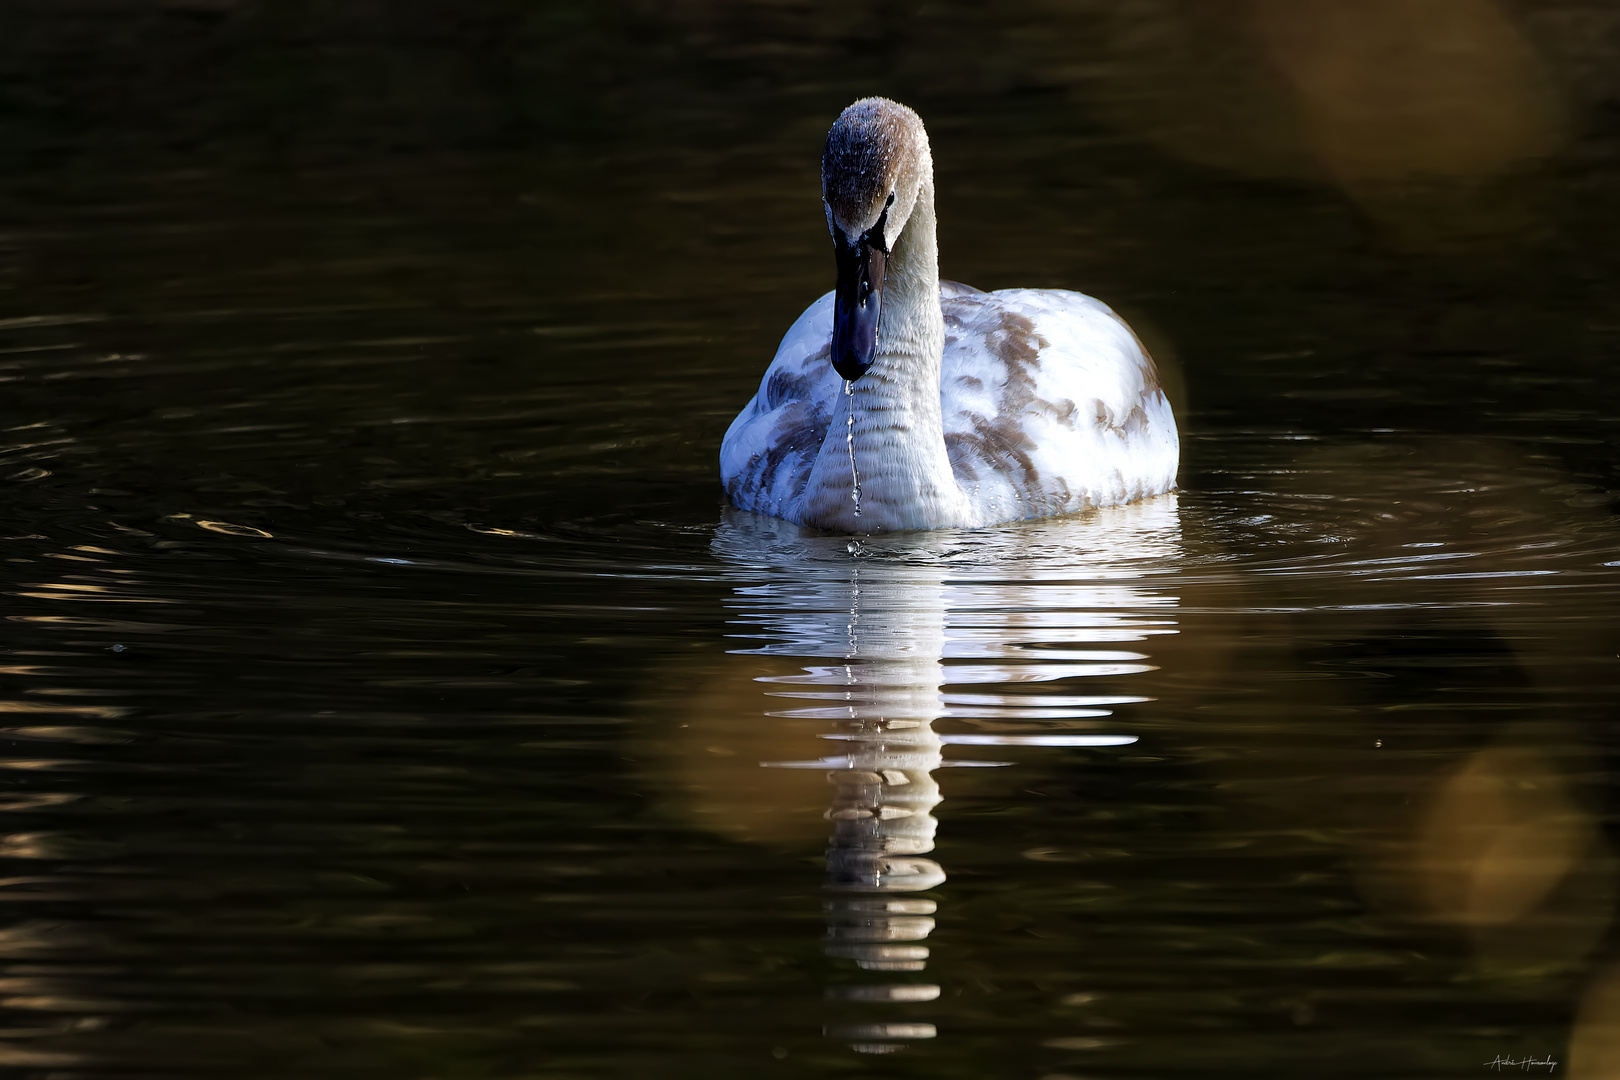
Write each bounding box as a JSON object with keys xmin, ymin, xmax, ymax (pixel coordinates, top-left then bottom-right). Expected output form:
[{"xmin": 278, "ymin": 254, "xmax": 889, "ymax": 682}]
[{"xmin": 712, "ymin": 497, "xmax": 1183, "ymax": 1053}]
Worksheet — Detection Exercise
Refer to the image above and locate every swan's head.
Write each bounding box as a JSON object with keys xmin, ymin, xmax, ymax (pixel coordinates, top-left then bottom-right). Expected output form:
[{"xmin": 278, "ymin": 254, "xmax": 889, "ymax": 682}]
[{"xmin": 822, "ymin": 98, "xmax": 931, "ymax": 382}]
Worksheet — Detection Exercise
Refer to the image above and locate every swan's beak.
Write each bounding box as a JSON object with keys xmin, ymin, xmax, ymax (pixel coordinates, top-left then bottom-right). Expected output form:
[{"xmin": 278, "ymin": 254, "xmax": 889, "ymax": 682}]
[{"xmin": 831, "ymin": 237, "xmax": 886, "ymax": 382}]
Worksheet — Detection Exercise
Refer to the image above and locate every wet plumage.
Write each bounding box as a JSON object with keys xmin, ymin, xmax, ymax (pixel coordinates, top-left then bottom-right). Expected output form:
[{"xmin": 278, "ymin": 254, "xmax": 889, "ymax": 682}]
[{"xmin": 721, "ymin": 98, "xmax": 1178, "ymax": 532}]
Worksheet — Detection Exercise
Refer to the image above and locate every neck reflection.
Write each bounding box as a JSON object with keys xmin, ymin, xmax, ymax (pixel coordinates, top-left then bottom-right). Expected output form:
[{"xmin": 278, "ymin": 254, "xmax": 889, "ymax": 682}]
[
  {"xmin": 714, "ymin": 500, "xmax": 1182, "ymax": 1055},
  {"xmin": 751, "ymin": 557, "xmax": 950, "ymax": 1052}
]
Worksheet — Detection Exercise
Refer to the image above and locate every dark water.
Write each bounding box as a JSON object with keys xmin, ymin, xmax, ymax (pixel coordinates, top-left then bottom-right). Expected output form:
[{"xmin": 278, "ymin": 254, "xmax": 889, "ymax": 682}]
[{"xmin": 3, "ymin": 3, "xmax": 1620, "ymax": 1077}]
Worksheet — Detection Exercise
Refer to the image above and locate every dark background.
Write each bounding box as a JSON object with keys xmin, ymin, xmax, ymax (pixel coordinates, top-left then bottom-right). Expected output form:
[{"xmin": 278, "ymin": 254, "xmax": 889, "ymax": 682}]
[{"xmin": 2, "ymin": 3, "xmax": 1620, "ymax": 1078}]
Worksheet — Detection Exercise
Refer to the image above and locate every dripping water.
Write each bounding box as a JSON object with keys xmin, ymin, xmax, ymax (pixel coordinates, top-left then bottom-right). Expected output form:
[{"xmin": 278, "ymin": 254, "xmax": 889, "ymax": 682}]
[{"xmin": 844, "ymin": 379, "xmax": 862, "ymax": 519}]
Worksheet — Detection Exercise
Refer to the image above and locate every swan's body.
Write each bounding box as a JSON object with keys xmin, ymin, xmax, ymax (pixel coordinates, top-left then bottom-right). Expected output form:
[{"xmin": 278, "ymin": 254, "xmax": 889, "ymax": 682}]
[{"xmin": 721, "ymin": 98, "xmax": 1178, "ymax": 533}]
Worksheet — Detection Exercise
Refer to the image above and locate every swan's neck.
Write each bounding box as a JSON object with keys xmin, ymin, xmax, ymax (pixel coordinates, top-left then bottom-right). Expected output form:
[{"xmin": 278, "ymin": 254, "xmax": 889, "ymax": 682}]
[{"xmin": 805, "ymin": 175, "xmax": 964, "ymax": 532}]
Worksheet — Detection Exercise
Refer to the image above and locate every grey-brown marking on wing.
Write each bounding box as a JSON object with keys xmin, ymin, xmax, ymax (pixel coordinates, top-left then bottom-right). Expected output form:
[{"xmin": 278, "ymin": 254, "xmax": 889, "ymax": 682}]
[
  {"xmin": 1092, "ymin": 399, "xmax": 1150, "ymax": 438},
  {"xmin": 942, "ymin": 298, "xmax": 1087, "ymax": 510},
  {"xmin": 726, "ymin": 342, "xmax": 834, "ymax": 514}
]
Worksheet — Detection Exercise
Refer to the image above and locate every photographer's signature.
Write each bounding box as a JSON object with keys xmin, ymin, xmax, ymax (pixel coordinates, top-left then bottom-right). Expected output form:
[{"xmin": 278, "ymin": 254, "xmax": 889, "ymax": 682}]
[{"xmin": 1485, "ymin": 1054, "xmax": 1557, "ymax": 1073}]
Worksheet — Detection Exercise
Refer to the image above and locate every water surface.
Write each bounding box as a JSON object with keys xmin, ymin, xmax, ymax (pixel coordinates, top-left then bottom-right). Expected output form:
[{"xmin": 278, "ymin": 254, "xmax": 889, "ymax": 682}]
[{"xmin": 3, "ymin": 4, "xmax": 1620, "ymax": 1076}]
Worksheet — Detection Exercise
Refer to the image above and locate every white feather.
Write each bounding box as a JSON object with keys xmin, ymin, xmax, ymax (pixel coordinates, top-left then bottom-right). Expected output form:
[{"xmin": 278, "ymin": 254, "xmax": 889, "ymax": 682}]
[
  {"xmin": 722, "ymin": 97, "xmax": 1178, "ymax": 533},
  {"xmin": 721, "ymin": 283, "xmax": 1178, "ymax": 531}
]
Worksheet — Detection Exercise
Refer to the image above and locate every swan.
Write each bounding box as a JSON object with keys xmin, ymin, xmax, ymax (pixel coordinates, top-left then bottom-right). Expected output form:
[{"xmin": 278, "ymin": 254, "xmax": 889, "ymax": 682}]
[{"xmin": 721, "ymin": 97, "xmax": 1179, "ymax": 533}]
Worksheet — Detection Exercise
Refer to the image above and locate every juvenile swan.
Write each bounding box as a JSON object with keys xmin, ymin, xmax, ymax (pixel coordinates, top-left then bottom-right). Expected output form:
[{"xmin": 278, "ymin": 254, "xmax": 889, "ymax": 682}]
[{"xmin": 722, "ymin": 98, "xmax": 1178, "ymax": 532}]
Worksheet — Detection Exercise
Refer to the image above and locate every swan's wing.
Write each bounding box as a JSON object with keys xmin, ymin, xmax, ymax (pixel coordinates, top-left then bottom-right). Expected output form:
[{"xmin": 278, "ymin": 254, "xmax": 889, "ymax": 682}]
[
  {"xmin": 940, "ymin": 288, "xmax": 1178, "ymax": 520},
  {"xmin": 720, "ymin": 291, "xmax": 844, "ymax": 518}
]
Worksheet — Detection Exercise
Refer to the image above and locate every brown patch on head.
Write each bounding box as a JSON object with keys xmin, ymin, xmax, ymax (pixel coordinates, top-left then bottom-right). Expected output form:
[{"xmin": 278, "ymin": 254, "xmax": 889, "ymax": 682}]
[{"xmin": 823, "ymin": 98, "xmax": 925, "ymax": 237}]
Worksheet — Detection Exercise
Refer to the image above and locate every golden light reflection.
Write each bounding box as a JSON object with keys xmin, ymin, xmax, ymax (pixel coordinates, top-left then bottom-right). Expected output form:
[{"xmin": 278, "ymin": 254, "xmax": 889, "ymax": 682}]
[
  {"xmin": 0, "ymin": 702, "xmax": 130, "ymax": 720},
  {"xmin": 1572, "ymin": 961, "xmax": 1620, "ymax": 1079},
  {"xmin": 1252, "ymin": 0, "xmax": 1563, "ymax": 180},
  {"xmin": 641, "ymin": 504, "xmax": 1181, "ymax": 1052},
  {"xmin": 195, "ymin": 521, "xmax": 273, "ymax": 538},
  {"xmin": 635, "ymin": 654, "xmax": 830, "ymax": 848},
  {"xmin": 17, "ymin": 581, "xmax": 173, "ymax": 604},
  {"xmin": 1415, "ymin": 745, "xmax": 1590, "ymax": 929},
  {"xmin": 1354, "ymin": 736, "xmax": 1617, "ymax": 974},
  {"xmin": 1146, "ymin": 435, "xmax": 1620, "ymax": 992},
  {"xmin": 1096, "ymin": 0, "xmax": 1566, "ymax": 243}
]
